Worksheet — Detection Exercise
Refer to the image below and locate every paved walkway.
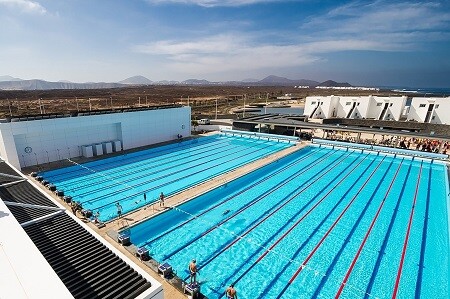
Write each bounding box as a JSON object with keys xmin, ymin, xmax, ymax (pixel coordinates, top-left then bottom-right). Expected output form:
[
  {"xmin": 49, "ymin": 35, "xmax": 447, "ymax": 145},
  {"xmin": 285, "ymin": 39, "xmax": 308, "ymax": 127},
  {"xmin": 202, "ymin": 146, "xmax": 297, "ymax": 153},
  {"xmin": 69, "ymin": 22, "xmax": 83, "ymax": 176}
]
[{"xmin": 101, "ymin": 140, "xmax": 307, "ymax": 232}]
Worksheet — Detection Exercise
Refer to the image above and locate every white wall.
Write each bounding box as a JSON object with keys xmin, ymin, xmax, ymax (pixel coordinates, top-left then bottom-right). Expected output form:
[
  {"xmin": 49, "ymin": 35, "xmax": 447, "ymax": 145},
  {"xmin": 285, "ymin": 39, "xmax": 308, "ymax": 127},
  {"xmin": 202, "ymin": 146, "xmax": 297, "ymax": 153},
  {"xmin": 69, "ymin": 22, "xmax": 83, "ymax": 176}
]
[
  {"xmin": 304, "ymin": 96, "xmax": 340, "ymax": 119},
  {"xmin": 0, "ymin": 107, "xmax": 191, "ymax": 170},
  {"xmin": 304, "ymin": 95, "xmax": 408, "ymax": 121},
  {"xmin": 409, "ymin": 97, "xmax": 450, "ymax": 124}
]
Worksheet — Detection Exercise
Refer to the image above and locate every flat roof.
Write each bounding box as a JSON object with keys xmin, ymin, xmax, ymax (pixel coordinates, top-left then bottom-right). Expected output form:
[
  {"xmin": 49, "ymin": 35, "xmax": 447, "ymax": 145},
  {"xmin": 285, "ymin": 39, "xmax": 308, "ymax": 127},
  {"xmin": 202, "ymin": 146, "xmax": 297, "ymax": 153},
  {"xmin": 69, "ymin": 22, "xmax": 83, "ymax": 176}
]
[
  {"xmin": 0, "ymin": 196, "xmax": 73, "ymax": 299},
  {"xmin": 0, "ymin": 104, "xmax": 183, "ymax": 123},
  {"xmin": 234, "ymin": 114, "xmax": 450, "ymax": 141}
]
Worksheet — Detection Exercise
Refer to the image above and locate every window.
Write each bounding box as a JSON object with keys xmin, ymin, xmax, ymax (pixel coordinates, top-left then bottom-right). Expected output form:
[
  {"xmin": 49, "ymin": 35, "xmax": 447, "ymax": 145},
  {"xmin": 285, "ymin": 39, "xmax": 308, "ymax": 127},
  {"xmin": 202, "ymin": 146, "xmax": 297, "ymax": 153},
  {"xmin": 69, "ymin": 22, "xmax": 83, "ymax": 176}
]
[
  {"xmin": 419, "ymin": 104, "xmax": 426, "ymax": 107},
  {"xmin": 346, "ymin": 102, "xmax": 351, "ymax": 105},
  {"xmin": 321, "ymin": 102, "xmax": 323, "ymax": 105},
  {"xmin": 377, "ymin": 103, "xmax": 382, "ymax": 106},
  {"xmin": 311, "ymin": 101, "xmax": 316, "ymax": 105},
  {"xmin": 357, "ymin": 103, "xmax": 360, "ymax": 106},
  {"xmin": 436, "ymin": 104, "xmax": 440, "ymax": 108},
  {"xmin": 389, "ymin": 103, "xmax": 393, "ymax": 107},
  {"xmin": 432, "ymin": 116, "xmax": 436, "ymax": 120}
]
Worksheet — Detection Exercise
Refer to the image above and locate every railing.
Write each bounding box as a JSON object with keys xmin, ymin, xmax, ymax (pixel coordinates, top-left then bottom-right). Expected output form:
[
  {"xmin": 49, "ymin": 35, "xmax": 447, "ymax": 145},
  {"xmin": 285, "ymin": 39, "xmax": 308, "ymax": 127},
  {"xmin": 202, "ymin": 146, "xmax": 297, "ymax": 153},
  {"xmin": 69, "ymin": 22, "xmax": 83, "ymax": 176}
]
[
  {"xmin": 220, "ymin": 129, "xmax": 300, "ymax": 143},
  {"xmin": 312, "ymin": 138, "xmax": 448, "ymax": 160}
]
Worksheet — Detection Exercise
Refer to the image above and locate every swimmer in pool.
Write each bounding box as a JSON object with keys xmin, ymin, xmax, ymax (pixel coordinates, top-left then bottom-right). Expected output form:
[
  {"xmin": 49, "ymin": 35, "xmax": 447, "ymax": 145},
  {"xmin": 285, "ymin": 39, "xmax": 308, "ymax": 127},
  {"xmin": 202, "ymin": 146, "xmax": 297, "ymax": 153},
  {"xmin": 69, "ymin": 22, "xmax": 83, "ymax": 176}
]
[{"xmin": 222, "ymin": 209, "xmax": 231, "ymax": 216}]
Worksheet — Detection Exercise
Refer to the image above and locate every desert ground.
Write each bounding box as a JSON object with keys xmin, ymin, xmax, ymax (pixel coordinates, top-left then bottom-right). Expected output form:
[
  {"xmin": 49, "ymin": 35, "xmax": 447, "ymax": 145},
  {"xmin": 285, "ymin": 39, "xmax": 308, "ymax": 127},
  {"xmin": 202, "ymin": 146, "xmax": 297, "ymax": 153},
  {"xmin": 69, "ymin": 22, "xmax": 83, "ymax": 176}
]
[{"xmin": 0, "ymin": 85, "xmax": 401, "ymax": 119}]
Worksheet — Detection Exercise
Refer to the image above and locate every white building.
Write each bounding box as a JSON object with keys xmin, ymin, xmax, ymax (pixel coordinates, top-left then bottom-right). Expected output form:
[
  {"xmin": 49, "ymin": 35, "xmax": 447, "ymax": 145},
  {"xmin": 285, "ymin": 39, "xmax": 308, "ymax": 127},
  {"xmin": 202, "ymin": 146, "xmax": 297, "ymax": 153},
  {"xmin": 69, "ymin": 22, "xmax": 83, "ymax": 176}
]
[
  {"xmin": 408, "ymin": 97, "xmax": 450, "ymax": 124},
  {"xmin": 304, "ymin": 95, "xmax": 407, "ymax": 121},
  {"xmin": 0, "ymin": 106, "xmax": 191, "ymax": 170}
]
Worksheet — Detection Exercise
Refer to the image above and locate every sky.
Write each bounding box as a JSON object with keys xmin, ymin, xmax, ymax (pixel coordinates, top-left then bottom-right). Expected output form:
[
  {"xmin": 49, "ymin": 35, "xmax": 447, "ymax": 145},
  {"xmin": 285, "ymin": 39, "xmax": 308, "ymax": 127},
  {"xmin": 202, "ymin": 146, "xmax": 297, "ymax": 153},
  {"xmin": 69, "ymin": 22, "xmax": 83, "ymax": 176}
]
[{"xmin": 1, "ymin": 0, "xmax": 450, "ymax": 88}]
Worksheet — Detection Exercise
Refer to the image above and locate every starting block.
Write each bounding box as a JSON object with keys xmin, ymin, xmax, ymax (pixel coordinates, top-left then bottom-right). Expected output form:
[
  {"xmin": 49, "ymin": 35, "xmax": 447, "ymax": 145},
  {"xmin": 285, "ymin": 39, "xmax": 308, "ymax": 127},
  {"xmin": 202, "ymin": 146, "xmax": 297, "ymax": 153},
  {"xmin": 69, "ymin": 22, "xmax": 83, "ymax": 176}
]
[
  {"xmin": 136, "ymin": 247, "xmax": 150, "ymax": 261},
  {"xmin": 184, "ymin": 282, "xmax": 200, "ymax": 298},
  {"xmin": 117, "ymin": 233, "xmax": 131, "ymax": 246},
  {"xmin": 158, "ymin": 262, "xmax": 173, "ymax": 278}
]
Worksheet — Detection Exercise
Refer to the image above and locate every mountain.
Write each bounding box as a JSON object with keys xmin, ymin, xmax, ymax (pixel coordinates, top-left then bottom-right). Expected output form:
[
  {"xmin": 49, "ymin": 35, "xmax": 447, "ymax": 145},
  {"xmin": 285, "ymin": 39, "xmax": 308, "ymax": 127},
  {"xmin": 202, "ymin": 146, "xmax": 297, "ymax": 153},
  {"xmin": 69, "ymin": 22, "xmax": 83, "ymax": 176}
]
[
  {"xmin": 0, "ymin": 79, "xmax": 126, "ymax": 90},
  {"xmin": 0, "ymin": 75, "xmax": 23, "ymax": 82},
  {"xmin": 153, "ymin": 80, "xmax": 179, "ymax": 85},
  {"xmin": 119, "ymin": 75, "xmax": 152, "ymax": 85},
  {"xmin": 0, "ymin": 75, "xmax": 352, "ymax": 90},
  {"xmin": 317, "ymin": 80, "xmax": 352, "ymax": 87},
  {"xmin": 258, "ymin": 75, "xmax": 319, "ymax": 86},
  {"xmin": 182, "ymin": 79, "xmax": 211, "ymax": 85}
]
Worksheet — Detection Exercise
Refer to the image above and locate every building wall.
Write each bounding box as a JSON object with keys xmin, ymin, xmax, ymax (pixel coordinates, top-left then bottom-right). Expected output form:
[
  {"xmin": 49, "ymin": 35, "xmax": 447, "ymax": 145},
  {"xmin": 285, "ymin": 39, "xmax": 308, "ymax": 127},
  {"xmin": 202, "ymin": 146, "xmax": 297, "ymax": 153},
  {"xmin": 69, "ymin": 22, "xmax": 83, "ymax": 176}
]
[
  {"xmin": 305, "ymin": 95, "xmax": 407, "ymax": 121},
  {"xmin": 0, "ymin": 107, "xmax": 191, "ymax": 170},
  {"xmin": 409, "ymin": 97, "xmax": 450, "ymax": 124},
  {"xmin": 304, "ymin": 96, "xmax": 340, "ymax": 119}
]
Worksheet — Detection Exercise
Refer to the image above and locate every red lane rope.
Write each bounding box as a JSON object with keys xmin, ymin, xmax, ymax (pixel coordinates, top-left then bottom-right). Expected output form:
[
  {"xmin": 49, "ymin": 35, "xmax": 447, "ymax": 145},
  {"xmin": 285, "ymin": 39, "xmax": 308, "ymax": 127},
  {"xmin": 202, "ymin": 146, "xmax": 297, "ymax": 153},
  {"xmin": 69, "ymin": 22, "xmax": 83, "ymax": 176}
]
[
  {"xmin": 391, "ymin": 160, "xmax": 423, "ymax": 299},
  {"xmin": 284, "ymin": 155, "xmax": 386, "ymax": 290},
  {"xmin": 335, "ymin": 158, "xmax": 404, "ymax": 298}
]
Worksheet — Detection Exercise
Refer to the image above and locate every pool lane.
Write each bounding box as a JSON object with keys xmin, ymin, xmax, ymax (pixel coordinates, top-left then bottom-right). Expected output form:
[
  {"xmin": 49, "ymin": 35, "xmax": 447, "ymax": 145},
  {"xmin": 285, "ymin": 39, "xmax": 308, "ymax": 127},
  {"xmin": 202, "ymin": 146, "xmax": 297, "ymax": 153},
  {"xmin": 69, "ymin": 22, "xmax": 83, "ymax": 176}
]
[
  {"xmin": 40, "ymin": 134, "xmax": 293, "ymax": 221},
  {"xmin": 127, "ymin": 147, "xmax": 449, "ymax": 299}
]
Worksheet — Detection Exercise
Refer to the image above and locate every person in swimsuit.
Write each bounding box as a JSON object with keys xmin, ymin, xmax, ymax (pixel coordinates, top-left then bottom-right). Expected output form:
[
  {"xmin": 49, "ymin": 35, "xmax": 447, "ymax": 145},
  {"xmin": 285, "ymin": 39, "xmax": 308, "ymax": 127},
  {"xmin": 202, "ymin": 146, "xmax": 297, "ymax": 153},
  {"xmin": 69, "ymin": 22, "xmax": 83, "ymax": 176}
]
[
  {"xmin": 189, "ymin": 259, "xmax": 198, "ymax": 284},
  {"xmin": 159, "ymin": 192, "xmax": 165, "ymax": 207},
  {"xmin": 225, "ymin": 284, "xmax": 238, "ymax": 299},
  {"xmin": 116, "ymin": 202, "xmax": 123, "ymax": 218}
]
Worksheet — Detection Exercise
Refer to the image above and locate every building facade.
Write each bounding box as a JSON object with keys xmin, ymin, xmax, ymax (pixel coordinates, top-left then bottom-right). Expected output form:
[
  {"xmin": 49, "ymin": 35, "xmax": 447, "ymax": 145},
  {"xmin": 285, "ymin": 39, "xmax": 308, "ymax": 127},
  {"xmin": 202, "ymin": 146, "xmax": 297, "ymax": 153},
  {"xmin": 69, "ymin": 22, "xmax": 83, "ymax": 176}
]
[
  {"xmin": 0, "ymin": 106, "xmax": 191, "ymax": 170},
  {"xmin": 408, "ymin": 97, "xmax": 450, "ymax": 124},
  {"xmin": 304, "ymin": 95, "xmax": 407, "ymax": 121}
]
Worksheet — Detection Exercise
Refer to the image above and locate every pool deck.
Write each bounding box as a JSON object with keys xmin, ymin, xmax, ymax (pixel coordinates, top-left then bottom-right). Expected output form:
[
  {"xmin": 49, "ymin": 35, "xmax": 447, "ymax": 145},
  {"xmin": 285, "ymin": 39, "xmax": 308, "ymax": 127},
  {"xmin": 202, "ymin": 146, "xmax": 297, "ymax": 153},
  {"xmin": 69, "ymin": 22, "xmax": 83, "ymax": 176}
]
[{"xmin": 31, "ymin": 136, "xmax": 308, "ymax": 299}]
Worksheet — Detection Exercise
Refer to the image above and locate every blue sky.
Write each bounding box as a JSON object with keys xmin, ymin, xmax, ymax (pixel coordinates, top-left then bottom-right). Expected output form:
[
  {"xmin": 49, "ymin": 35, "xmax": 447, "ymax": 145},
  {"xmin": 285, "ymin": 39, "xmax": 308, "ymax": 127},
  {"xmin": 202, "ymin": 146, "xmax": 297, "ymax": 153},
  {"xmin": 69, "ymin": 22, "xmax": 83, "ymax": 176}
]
[{"xmin": 1, "ymin": 0, "xmax": 450, "ymax": 87}]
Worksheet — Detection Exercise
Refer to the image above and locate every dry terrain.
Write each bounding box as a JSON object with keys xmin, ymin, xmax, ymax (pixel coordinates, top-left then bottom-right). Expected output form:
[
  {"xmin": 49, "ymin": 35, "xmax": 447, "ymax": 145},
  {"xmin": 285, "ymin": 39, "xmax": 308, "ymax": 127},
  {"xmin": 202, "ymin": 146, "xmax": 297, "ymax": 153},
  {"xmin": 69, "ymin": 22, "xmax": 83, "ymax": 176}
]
[{"xmin": 0, "ymin": 85, "xmax": 401, "ymax": 119}]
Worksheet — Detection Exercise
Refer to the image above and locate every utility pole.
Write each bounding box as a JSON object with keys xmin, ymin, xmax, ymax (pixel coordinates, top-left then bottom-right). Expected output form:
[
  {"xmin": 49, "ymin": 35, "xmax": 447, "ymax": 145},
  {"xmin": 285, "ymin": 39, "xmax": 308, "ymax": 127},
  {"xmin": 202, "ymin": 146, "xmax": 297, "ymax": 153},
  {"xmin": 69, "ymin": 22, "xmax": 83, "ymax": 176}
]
[
  {"xmin": 8, "ymin": 99, "xmax": 12, "ymax": 117},
  {"xmin": 215, "ymin": 99, "xmax": 218, "ymax": 120},
  {"xmin": 243, "ymin": 94, "xmax": 246, "ymax": 118}
]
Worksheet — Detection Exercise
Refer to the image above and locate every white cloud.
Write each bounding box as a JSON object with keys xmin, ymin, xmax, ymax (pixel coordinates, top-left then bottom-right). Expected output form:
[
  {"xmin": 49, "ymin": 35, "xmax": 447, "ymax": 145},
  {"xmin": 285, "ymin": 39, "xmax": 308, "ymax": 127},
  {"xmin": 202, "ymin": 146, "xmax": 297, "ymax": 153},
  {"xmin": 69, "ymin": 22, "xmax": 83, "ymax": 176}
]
[
  {"xmin": 302, "ymin": 1, "xmax": 450, "ymax": 47},
  {"xmin": 0, "ymin": 0, "xmax": 47, "ymax": 14},
  {"xmin": 133, "ymin": 1, "xmax": 450, "ymax": 76},
  {"xmin": 146, "ymin": 0, "xmax": 281, "ymax": 7},
  {"xmin": 133, "ymin": 34, "xmax": 375, "ymax": 74}
]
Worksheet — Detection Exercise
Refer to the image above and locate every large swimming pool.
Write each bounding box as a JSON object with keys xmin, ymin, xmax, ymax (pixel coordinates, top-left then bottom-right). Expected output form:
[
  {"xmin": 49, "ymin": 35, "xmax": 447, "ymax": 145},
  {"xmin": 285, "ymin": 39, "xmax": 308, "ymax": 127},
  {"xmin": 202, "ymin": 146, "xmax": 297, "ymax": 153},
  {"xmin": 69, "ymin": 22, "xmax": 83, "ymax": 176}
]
[
  {"xmin": 39, "ymin": 134, "xmax": 293, "ymax": 221},
  {"xmin": 128, "ymin": 145, "xmax": 449, "ymax": 298}
]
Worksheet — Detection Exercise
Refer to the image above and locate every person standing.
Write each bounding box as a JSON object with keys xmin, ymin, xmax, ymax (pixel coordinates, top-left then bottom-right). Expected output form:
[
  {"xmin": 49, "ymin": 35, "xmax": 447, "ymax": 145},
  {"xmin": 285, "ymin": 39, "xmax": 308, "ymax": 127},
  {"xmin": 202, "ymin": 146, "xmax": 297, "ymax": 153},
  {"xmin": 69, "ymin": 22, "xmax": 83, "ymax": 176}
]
[
  {"xmin": 189, "ymin": 259, "xmax": 198, "ymax": 284},
  {"xmin": 225, "ymin": 284, "xmax": 238, "ymax": 299},
  {"xmin": 116, "ymin": 202, "xmax": 123, "ymax": 218},
  {"xmin": 143, "ymin": 193, "xmax": 147, "ymax": 209},
  {"xmin": 159, "ymin": 192, "xmax": 165, "ymax": 207}
]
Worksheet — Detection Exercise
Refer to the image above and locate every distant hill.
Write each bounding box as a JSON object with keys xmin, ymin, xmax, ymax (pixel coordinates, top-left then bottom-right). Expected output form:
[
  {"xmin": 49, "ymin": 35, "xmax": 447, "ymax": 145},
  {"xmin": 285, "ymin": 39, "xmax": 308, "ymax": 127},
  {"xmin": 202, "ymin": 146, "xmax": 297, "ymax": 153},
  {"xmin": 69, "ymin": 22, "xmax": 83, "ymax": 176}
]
[
  {"xmin": 182, "ymin": 79, "xmax": 211, "ymax": 85},
  {"xmin": 317, "ymin": 80, "xmax": 352, "ymax": 87},
  {"xmin": 0, "ymin": 79, "xmax": 126, "ymax": 90},
  {"xmin": 119, "ymin": 75, "xmax": 152, "ymax": 85},
  {"xmin": 153, "ymin": 80, "xmax": 179, "ymax": 85},
  {"xmin": 0, "ymin": 74, "xmax": 352, "ymax": 90},
  {"xmin": 0, "ymin": 75, "xmax": 23, "ymax": 82},
  {"xmin": 257, "ymin": 75, "xmax": 319, "ymax": 86}
]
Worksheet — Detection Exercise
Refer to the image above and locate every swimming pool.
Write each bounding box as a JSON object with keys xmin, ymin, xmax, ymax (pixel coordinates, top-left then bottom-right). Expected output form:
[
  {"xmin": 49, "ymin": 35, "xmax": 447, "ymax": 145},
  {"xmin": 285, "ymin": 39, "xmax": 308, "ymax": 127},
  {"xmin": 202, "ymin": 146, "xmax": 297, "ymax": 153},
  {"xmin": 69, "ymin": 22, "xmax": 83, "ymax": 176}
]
[
  {"xmin": 39, "ymin": 134, "xmax": 293, "ymax": 221},
  {"xmin": 128, "ymin": 145, "xmax": 449, "ymax": 298}
]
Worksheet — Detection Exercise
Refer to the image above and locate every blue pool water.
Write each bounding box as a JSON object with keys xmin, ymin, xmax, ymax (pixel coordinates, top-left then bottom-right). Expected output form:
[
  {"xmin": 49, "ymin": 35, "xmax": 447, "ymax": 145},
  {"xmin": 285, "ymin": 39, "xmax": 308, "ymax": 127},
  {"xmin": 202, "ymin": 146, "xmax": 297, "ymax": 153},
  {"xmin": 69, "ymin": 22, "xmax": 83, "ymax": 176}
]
[
  {"xmin": 128, "ymin": 146, "xmax": 450, "ymax": 298},
  {"xmin": 39, "ymin": 134, "xmax": 292, "ymax": 221}
]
